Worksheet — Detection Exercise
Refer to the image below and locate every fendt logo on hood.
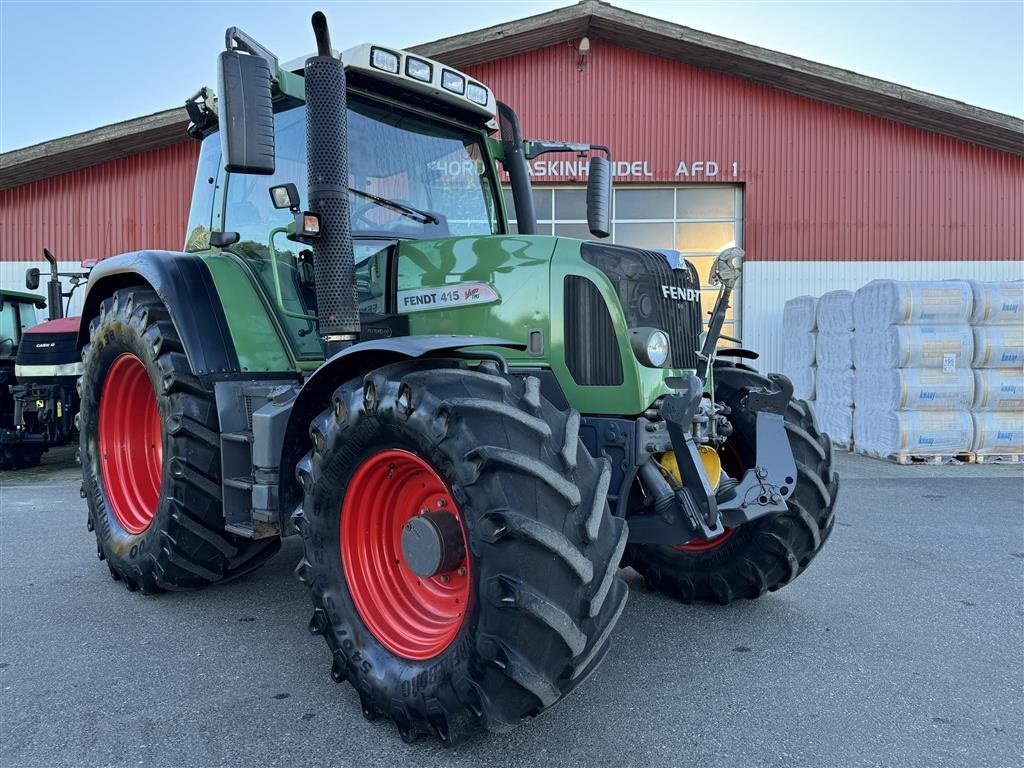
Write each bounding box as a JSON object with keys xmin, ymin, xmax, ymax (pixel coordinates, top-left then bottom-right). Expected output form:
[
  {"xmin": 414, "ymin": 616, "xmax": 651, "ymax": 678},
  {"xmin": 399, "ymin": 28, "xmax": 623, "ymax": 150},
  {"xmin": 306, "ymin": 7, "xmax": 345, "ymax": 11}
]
[{"xmin": 661, "ymin": 284, "xmax": 700, "ymax": 302}]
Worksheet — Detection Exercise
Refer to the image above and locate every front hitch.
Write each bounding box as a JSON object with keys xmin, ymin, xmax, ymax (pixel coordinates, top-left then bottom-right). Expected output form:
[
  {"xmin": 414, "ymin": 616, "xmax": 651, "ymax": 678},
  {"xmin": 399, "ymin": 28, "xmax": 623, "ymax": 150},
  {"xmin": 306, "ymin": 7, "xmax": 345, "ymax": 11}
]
[{"xmin": 625, "ymin": 374, "xmax": 797, "ymax": 545}]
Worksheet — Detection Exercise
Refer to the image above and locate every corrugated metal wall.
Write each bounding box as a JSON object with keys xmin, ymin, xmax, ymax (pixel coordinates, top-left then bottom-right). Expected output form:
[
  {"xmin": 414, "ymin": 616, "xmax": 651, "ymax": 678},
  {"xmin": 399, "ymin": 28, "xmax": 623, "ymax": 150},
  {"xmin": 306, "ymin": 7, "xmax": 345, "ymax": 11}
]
[
  {"xmin": 0, "ymin": 141, "xmax": 198, "ymax": 263},
  {"xmin": 468, "ymin": 40, "xmax": 1023, "ymax": 263}
]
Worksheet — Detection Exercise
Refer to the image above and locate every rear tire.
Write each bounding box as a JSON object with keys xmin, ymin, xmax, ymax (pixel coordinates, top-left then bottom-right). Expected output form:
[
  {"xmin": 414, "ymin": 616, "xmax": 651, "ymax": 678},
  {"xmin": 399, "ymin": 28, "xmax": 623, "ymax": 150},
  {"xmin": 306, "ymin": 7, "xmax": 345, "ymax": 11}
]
[
  {"xmin": 80, "ymin": 287, "xmax": 280, "ymax": 593},
  {"xmin": 294, "ymin": 361, "xmax": 628, "ymax": 744},
  {"xmin": 0, "ymin": 446, "xmax": 44, "ymax": 470},
  {"xmin": 624, "ymin": 361, "xmax": 838, "ymax": 604}
]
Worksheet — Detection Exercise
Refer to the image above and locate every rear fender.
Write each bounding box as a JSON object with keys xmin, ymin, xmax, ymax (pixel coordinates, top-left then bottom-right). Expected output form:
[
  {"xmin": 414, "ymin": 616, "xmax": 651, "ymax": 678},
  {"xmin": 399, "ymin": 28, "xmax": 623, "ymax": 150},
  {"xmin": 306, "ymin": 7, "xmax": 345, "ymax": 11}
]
[
  {"xmin": 278, "ymin": 335, "xmax": 526, "ymax": 520},
  {"xmin": 78, "ymin": 251, "xmax": 240, "ymax": 376}
]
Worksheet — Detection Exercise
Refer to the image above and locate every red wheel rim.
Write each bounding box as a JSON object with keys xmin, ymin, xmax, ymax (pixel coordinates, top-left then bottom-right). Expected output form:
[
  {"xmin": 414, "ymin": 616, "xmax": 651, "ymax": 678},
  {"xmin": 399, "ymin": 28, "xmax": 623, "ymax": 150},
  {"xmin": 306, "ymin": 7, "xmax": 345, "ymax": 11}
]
[
  {"xmin": 673, "ymin": 527, "xmax": 736, "ymax": 552},
  {"xmin": 98, "ymin": 353, "xmax": 163, "ymax": 534},
  {"xmin": 341, "ymin": 449, "xmax": 470, "ymax": 660}
]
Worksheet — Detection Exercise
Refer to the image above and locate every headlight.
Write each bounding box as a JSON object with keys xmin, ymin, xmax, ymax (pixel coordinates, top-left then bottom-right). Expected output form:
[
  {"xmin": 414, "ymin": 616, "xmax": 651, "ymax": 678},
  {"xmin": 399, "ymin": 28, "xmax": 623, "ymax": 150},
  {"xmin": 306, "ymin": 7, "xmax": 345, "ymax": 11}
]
[
  {"xmin": 466, "ymin": 82, "xmax": 489, "ymax": 106},
  {"xmin": 630, "ymin": 327, "xmax": 670, "ymax": 368},
  {"xmin": 370, "ymin": 47, "xmax": 400, "ymax": 74},
  {"xmin": 441, "ymin": 69, "xmax": 466, "ymax": 94},
  {"xmin": 405, "ymin": 57, "xmax": 432, "ymax": 82}
]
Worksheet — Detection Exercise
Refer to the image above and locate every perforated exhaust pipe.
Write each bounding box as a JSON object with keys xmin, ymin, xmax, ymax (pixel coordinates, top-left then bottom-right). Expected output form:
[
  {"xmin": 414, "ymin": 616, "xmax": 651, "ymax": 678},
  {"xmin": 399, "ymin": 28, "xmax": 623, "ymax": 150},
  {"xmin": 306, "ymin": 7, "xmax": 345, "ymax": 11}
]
[{"xmin": 305, "ymin": 12, "xmax": 359, "ymax": 355}]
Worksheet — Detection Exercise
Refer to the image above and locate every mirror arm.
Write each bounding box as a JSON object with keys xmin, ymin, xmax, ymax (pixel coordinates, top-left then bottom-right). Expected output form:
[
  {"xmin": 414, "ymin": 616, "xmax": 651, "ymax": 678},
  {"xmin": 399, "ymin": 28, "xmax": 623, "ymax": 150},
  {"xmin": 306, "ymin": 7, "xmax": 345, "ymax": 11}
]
[
  {"xmin": 524, "ymin": 141, "xmax": 610, "ymax": 160},
  {"xmin": 225, "ymin": 26, "xmax": 279, "ymax": 75}
]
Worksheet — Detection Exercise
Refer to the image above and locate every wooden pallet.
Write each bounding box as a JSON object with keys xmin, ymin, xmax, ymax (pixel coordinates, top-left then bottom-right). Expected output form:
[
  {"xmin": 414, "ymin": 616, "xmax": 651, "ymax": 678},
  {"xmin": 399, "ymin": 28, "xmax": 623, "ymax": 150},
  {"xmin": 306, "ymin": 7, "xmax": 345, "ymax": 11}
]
[
  {"xmin": 971, "ymin": 453, "xmax": 1022, "ymax": 464},
  {"xmin": 890, "ymin": 452, "xmax": 977, "ymax": 466},
  {"xmin": 855, "ymin": 448, "xmax": 976, "ymax": 465}
]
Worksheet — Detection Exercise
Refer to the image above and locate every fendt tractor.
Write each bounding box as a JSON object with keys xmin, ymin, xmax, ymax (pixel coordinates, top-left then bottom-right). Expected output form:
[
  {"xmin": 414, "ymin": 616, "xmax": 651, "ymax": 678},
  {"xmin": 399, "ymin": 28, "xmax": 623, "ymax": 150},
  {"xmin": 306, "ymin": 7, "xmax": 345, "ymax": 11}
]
[
  {"xmin": 78, "ymin": 13, "xmax": 837, "ymax": 743},
  {"xmin": 0, "ymin": 250, "xmax": 86, "ymax": 469}
]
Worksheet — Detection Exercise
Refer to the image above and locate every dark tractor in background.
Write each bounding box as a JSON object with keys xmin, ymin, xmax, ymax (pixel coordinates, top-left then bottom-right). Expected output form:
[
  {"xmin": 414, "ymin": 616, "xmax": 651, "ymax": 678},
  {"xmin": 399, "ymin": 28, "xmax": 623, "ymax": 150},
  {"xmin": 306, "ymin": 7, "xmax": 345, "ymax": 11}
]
[{"xmin": 76, "ymin": 13, "xmax": 837, "ymax": 744}]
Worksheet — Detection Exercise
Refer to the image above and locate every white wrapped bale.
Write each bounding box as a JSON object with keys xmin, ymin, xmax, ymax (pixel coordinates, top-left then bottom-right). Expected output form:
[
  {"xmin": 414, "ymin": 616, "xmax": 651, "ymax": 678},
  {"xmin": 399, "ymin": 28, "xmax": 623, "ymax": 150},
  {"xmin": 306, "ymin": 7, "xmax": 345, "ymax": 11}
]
[
  {"xmin": 783, "ymin": 365, "xmax": 816, "ymax": 400},
  {"xmin": 969, "ymin": 281, "xmax": 1024, "ymax": 325},
  {"xmin": 817, "ymin": 368, "xmax": 854, "ymax": 407},
  {"xmin": 855, "ymin": 368, "xmax": 974, "ymax": 411},
  {"xmin": 815, "ymin": 290, "xmax": 855, "ymax": 332},
  {"xmin": 853, "ymin": 280, "xmax": 973, "ymax": 330},
  {"xmin": 784, "ymin": 331, "xmax": 817, "ymax": 368},
  {"xmin": 853, "ymin": 325, "xmax": 973, "ymax": 370},
  {"xmin": 973, "ymin": 370, "xmax": 1024, "ymax": 411},
  {"xmin": 854, "ymin": 409, "xmax": 974, "ymax": 458},
  {"xmin": 782, "ymin": 295, "xmax": 818, "ymax": 334},
  {"xmin": 815, "ymin": 403, "xmax": 853, "ymax": 448},
  {"xmin": 816, "ymin": 331, "xmax": 854, "ymax": 370},
  {"xmin": 971, "ymin": 412, "xmax": 1024, "ymax": 455},
  {"xmin": 972, "ymin": 326, "xmax": 1024, "ymax": 369}
]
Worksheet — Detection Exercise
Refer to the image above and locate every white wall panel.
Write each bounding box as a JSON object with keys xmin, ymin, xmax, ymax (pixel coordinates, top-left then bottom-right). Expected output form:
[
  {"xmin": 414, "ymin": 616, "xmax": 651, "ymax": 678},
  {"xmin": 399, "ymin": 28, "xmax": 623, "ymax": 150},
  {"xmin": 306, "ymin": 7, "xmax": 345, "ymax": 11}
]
[
  {"xmin": 741, "ymin": 261, "xmax": 1023, "ymax": 375},
  {"xmin": 0, "ymin": 260, "xmax": 86, "ymax": 318}
]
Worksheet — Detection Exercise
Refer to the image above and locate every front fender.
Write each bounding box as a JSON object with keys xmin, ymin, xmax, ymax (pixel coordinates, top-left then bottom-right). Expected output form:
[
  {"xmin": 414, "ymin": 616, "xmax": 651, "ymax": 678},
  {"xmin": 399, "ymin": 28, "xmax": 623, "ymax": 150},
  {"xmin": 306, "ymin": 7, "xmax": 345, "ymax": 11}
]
[{"xmin": 278, "ymin": 335, "xmax": 526, "ymax": 519}]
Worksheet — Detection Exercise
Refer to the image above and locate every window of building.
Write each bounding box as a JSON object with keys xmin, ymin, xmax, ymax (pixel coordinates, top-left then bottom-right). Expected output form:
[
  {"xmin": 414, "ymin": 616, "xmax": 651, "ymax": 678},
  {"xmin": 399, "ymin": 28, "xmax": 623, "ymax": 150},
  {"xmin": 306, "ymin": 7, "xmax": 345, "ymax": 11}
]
[{"xmin": 504, "ymin": 184, "xmax": 744, "ymax": 342}]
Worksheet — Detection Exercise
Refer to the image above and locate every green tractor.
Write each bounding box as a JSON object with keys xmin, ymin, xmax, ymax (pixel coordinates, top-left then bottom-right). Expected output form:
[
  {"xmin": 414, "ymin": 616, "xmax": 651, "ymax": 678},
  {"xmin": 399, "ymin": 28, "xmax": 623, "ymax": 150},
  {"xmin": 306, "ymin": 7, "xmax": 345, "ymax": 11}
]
[{"xmin": 78, "ymin": 13, "xmax": 837, "ymax": 743}]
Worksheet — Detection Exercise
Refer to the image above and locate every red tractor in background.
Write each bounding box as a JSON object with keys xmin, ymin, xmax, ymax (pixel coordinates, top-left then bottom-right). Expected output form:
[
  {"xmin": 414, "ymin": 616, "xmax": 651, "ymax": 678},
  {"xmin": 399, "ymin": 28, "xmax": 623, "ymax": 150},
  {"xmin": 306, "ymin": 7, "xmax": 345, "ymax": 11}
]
[{"xmin": 0, "ymin": 249, "xmax": 89, "ymax": 469}]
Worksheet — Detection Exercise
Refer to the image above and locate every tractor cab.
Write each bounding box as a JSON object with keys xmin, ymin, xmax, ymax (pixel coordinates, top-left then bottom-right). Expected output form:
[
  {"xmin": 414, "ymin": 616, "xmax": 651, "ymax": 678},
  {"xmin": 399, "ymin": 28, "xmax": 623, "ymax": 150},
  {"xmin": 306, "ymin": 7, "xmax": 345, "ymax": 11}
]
[{"xmin": 0, "ymin": 289, "xmax": 45, "ymax": 361}]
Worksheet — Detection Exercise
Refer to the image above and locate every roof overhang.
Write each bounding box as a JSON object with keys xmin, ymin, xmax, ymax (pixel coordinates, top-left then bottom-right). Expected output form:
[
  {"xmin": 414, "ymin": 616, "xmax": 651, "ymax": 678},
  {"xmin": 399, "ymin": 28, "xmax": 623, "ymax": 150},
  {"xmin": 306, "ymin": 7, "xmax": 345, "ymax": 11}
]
[
  {"xmin": 1, "ymin": 0, "xmax": 1020, "ymax": 192},
  {"xmin": 0, "ymin": 109, "xmax": 189, "ymax": 192},
  {"xmin": 412, "ymin": 0, "xmax": 1023, "ymax": 156}
]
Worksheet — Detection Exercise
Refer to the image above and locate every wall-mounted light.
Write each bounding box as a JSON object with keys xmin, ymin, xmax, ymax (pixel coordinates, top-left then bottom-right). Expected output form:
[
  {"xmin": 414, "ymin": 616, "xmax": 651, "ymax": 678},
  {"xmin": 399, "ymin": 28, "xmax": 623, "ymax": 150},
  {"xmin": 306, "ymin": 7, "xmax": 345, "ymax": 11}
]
[{"xmin": 577, "ymin": 36, "xmax": 591, "ymax": 72}]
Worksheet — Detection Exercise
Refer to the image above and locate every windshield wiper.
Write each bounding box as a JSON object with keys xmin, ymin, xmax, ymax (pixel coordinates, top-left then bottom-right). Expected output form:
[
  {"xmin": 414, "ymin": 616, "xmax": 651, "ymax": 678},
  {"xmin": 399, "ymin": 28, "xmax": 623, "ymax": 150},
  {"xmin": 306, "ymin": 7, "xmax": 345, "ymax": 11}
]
[{"xmin": 349, "ymin": 187, "xmax": 439, "ymax": 225}]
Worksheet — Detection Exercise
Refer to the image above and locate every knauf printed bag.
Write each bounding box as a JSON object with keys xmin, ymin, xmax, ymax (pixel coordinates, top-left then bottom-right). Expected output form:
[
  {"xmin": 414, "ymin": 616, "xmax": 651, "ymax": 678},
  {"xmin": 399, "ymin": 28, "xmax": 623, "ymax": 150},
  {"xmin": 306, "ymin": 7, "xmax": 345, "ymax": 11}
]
[
  {"xmin": 853, "ymin": 325, "xmax": 973, "ymax": 370},
  {"xmin": 854, "ymin": 368, "xmax": 974, "ymax": 411},
  {"xmin": 969, "ymin": 281, "xmax": 1024, "ymax": 325},
  {"xmin": 854, "ymin": 409, "xmax": 973, "ymax": 457},
  {"xmin": 853, "ymin": 280, "xmax": 973, "ymax": 330},
  {"xmin": 972, "ymin": 326, "xmax": 1024, "ymax": 369},
  {"xmin": 971, "ymin": 412, "xmax": 1024, "ymax": 455},
  {"xmin": 973, "ymin": 370, "xmax": 1024, "ymax": 411}
]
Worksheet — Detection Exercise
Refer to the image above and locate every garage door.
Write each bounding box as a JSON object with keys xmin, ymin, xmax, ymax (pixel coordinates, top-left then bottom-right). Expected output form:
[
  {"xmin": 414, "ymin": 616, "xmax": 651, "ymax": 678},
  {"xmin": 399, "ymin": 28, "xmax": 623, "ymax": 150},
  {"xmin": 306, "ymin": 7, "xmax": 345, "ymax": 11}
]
[{"xmin": 504, "ymin": 184, "xmax": 744, "ymax": 344}]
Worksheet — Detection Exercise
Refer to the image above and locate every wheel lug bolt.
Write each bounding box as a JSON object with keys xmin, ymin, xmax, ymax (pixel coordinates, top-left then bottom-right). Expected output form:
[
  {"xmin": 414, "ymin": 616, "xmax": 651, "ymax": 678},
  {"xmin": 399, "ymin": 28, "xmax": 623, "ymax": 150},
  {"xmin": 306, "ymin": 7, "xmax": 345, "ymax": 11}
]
[
  {"xmin": 440, "ymin": 574, "xmax": 450, "ymax": 583},
  {"xmin": 457, "ymin": 566, "xmax": 467, "ymax": 577}
]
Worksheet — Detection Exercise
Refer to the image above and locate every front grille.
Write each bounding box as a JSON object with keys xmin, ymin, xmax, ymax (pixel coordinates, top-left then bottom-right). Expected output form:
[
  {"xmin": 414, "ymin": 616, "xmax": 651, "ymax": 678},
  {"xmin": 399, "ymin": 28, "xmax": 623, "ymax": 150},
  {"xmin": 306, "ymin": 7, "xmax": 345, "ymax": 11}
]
[
  {"xmin": 564, "ymin": 275, "xmax": 624, "ymax": 386},
  {"xmin": 581, "ymin": 242, "xmax": 703, "ymax": 371}
]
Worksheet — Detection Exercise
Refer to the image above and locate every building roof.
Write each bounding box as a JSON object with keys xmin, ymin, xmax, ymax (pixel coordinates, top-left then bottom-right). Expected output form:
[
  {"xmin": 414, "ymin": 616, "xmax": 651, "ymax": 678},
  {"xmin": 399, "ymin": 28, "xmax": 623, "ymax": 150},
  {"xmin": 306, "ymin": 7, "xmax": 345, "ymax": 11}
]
[
  {"xmin": 1, "ymin": 0, "xmax": 1021, "ymax": 191},
  {"xmin": 412, "ymin": 1, "xmax": 1023, "ymax": 155}
]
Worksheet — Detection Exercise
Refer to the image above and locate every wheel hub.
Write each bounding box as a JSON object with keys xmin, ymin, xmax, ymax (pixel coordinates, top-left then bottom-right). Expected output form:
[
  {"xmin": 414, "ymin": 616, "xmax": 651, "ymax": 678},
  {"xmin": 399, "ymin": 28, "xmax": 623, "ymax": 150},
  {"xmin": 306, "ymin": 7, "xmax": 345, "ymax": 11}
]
[{"xmin": 401, "ymin": 511, "xmax": 466, "ymax": 579}]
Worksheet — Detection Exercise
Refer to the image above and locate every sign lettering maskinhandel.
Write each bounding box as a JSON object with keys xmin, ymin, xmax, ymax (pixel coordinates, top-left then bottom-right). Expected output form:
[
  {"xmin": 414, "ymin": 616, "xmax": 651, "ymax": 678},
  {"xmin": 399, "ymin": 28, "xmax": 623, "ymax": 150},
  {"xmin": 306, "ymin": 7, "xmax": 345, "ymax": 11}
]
[
  {"xmin": 398, "ymin": 283, "xmax": 500, "ymax": 313},
  {"xmin": 442, "ymin": 157, "xmax": 742, "ymax": 182}
]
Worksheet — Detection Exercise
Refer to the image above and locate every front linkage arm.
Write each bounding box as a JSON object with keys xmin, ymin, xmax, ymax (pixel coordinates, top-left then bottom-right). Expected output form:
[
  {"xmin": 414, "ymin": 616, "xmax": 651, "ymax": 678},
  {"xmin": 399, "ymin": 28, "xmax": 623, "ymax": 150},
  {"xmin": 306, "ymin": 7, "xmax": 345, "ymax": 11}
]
[{"xmin": 625, "ymin": 374, "xmax": 798, "ymax": 545}]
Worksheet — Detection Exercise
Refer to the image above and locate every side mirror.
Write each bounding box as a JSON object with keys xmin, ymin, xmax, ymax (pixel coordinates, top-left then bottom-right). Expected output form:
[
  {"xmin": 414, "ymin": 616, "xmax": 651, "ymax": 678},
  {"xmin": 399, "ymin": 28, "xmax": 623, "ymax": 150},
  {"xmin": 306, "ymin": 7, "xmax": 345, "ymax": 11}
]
[
  {"xmin": 710, "ymin": 246, "xmax": 745, "ymax": 290},
  {"xmin": 586, "ymin": 155, "xmax": 612, "ymax": 238},
  {"xmin": 25, "ymin": 268, "xmax": 40, "ymax": 291},
  {"xmin": 217, "ymin": 50, "xmax": 276, "ymax": 174}
]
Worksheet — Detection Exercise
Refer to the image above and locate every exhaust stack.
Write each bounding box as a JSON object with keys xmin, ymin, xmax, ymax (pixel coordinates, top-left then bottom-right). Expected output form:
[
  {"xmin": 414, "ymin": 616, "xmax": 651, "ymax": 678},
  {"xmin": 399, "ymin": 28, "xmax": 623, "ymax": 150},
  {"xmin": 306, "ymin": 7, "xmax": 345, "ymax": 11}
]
[{"xmin": 305, "ymin": 12, "xmax": 359, "ymax": 355}]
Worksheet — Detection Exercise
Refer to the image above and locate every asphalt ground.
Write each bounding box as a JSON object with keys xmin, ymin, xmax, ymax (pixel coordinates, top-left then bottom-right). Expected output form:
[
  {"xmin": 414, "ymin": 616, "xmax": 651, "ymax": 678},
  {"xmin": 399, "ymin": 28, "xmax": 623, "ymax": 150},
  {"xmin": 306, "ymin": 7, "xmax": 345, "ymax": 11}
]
[{"xmin": 1, "ymin": 446, "xmax": 1022, "ymax": 768}]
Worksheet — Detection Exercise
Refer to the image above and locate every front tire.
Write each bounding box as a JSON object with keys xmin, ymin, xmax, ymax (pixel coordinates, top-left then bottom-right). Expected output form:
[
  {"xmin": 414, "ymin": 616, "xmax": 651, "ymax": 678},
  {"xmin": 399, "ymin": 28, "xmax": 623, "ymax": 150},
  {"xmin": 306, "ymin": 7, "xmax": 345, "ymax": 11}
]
[
  {"xmin": 294, "ymin": 361, "xmax": 628, "ymax": 744},
  {"xmin": 624, "ymin": 362, "xmax": 838, "ymax": 604},
  {"xmin": 80, "ymin": 287, "xmax": 280, "ymax": 592}
]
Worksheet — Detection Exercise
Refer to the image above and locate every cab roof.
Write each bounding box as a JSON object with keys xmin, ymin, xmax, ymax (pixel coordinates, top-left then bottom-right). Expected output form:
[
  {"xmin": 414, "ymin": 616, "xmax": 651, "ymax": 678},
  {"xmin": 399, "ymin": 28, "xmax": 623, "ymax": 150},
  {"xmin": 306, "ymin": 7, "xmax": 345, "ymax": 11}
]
[{"xmin": 0, "ymin": 289, "xmax": 46, "ymax": 307}]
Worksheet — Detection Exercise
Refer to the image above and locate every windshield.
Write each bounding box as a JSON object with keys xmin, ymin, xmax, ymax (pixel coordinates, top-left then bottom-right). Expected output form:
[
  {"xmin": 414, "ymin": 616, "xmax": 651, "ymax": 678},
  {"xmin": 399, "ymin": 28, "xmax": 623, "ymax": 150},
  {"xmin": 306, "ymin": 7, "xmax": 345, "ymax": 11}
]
[
  {"xmin": 222, "ymin": 95, "xmax": 500, "ymax": 242},
  {"xmin": 218, "ymin": 94, "xmax": 501, "ymax": 359}
]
